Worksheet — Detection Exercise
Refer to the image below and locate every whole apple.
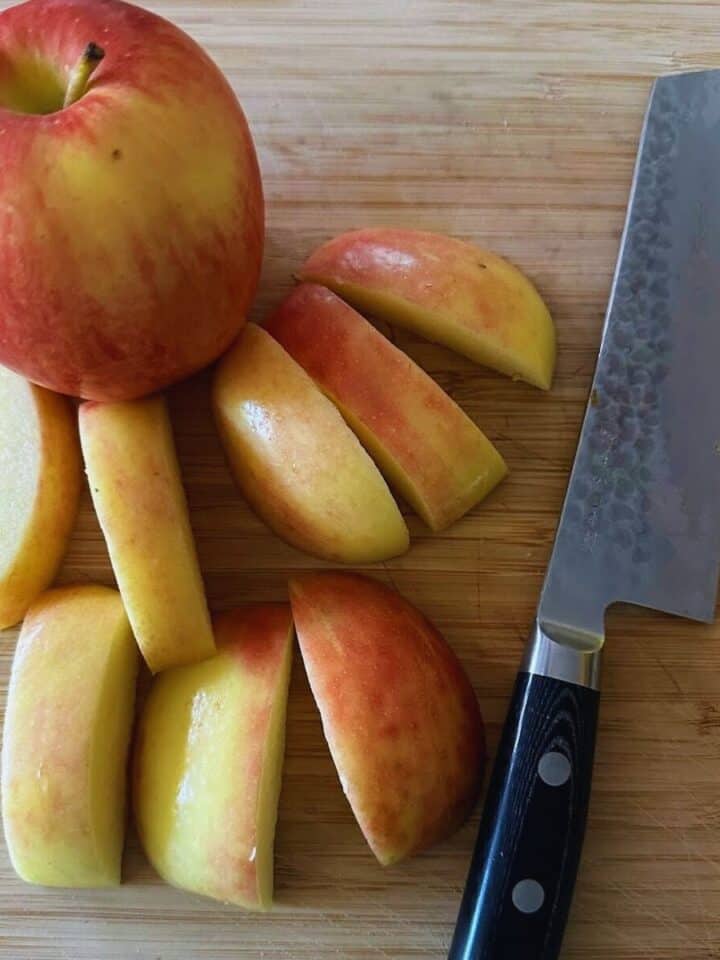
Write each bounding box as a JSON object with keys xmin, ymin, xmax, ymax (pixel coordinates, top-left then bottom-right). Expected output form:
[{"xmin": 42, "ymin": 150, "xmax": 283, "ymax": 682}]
[{"xmin": 0, "ymin": 0, "xmax": 263, "ymax": 399}]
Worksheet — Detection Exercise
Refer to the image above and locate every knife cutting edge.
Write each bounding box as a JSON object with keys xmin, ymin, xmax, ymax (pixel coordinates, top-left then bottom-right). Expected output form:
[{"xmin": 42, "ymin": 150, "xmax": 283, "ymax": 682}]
[{"xmin": 449, "ymin": 69, "xmax": 720, "ymax": 960}]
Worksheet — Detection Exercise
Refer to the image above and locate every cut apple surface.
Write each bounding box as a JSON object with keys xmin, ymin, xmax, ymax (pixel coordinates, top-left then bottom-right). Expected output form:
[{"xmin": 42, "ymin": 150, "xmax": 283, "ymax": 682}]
[
  {"xmin": 79, "ymin": 396, "xmax": 214, "ymax": 673},
  {"xmin": 289, "ymin": 572, "xmax": 485, "ymax": 866},
  {"xmin": 0, "ymin": 366, "xmax": 81, "ymax": 629},
  {"xmin": 213, "ymin": 323, "xmax": 408, "ymax": 562},
  {"xmin": 134, "ymin": 604, "xmax": 293, "ymax": 910},
  {"xmin": 300, "ymin": 227, "xmax": 555, "ymax": 390},
  {"xmin": 1, "ymin": 585, "xmax": 138, "ymax": 887},
  {"xmin": 265, "ymin": 284, "xmax": 507, "ymax": 531}
]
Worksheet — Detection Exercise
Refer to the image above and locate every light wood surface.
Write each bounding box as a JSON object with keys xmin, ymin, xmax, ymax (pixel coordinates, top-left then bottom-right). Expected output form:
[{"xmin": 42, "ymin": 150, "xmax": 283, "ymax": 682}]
[{"xmin": 2, "ymin": 1, "xmax": 720, "ymax": 958}]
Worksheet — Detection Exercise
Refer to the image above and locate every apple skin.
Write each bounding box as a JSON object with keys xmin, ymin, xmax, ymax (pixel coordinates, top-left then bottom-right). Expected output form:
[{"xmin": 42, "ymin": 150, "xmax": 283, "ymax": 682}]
[
  {"xmin": 79, "ymin": 395, "xmax": 215, "ymax": 672},
  {"xmin": 133, "ymin": 604, "xmax": 293, "ymax": 909},
  {"xmin": 299, "ymin": 228, "xmax": 555, "ymax": 390},
  {"xmin": 0, "ymin": 0, "xmax": 263, "ymax": 400},
  {"xmin": 289, "ymin": 572, "xmax": 485, "ymax": 865},
  {"xmin": 265, "ymin": 283, "xmax": 507, "ymax": 531},
  {"xmin": 0, "ymin": 365, "xmax": 81, "ymax": 629},
  {"xmin": 212, "ymin": 323, "xmax": 409, "ymax": 562},
  {"xmin": 1, "ymin": 585, "xmax": 139, "ymax": 887}
]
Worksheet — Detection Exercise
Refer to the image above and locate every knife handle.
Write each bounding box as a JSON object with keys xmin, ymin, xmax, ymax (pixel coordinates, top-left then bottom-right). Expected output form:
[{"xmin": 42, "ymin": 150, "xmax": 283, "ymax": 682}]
[{"xmin": 448, "ymin": 625, "xmax": 601, "ymax": 960}]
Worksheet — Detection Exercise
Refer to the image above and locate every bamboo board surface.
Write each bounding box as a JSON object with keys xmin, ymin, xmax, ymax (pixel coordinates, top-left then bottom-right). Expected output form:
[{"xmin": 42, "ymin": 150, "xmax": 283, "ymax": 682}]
[{"xmin": 1, "ymin": 1, "xmax": 719, "ymax": 958}]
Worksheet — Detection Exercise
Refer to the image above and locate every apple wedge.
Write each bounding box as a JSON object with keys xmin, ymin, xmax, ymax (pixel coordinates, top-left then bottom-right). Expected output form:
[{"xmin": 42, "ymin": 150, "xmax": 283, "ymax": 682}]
[
  {"xmin": 1, "ymin": 585, "xmax": 138, "ymax": 887},
  {"xmin": 265, "ymin": 284, "xmax": 507, "ymax": 531},
  {"xmin": 299, "ymin": 227, "xmax": 556, "ymax": 390},
  {"xmin": 79, "ymin": 396, "xmax": 214, "ymax": 673},
  {"xmin": 133, "ymin": 604, "xmax": 293, "ymax": 910},
  {"xmin": 289, "ymin": 572, "xmax": 485, "ymax": 866},
  {"xmin": 0, "ymin": 366, "xmax": 81, "ymax": 629},
  {"xmin": 212, "ymin": 323, "xmax": 409, "ymax": 562}
]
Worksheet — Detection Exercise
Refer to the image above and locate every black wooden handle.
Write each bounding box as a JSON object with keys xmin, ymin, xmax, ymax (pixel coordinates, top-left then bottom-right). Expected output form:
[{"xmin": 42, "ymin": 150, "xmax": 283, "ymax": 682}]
[{"xmin": 448, "ymin": 672, "xmax": 600, "ymax": 960}]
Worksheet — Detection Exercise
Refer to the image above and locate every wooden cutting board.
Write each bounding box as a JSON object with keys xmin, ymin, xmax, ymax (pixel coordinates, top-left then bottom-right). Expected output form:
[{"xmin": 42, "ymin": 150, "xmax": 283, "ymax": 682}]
[{"xmin": 2, "ymin": 1, "xmax": 719, "ymax": 957}]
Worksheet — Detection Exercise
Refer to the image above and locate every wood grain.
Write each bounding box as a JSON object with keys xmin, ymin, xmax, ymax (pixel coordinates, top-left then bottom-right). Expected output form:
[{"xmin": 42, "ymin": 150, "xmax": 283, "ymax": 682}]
[{"xmin": 1, "ymin": 1, "xmax": 720, "ymax": 958}]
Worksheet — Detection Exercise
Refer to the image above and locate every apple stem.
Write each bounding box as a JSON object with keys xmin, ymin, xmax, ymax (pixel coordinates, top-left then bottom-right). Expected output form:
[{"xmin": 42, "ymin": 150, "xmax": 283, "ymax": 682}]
[{"xmin": 63, "ymin": 42, "xmax": 105, "ymax": 108}]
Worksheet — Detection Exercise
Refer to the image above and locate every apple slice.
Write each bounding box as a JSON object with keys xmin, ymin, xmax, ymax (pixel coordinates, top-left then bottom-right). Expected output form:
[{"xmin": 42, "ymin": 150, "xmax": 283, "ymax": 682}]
[
  {"xmin": 299, "ymin": 227, "xmax": 556, "ymax": 390},
  {"xmin": 0, "ymin": 366, "xmax": 81, "ymax": 629},
  {"xmin": 289, "ymin": 572, "xmax": 485, "ymax": 865},
  {"xmin": 133, "ymin": 604, "xmax": 293, "ymax": 910},
  {"xmin": 213, "ymin": 323, "xmax": 409, "ymax": 562},
  {"xmin": 79, "ymin": 396, "xmax": 214, "ymax": 673},
  {"xmin": 265, "ymin": 284, "xmax": 507, "ymax": 531},
  {"xmin": 1, "ymin": 585, "xmax": 139, "ymax": 887}
]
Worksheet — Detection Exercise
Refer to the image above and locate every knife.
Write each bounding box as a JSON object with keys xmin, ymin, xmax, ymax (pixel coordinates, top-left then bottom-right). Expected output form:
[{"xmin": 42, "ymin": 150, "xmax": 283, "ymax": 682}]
[{"xmin": 448, "ymin": 70, "xmax": 720, "ymax": 960}]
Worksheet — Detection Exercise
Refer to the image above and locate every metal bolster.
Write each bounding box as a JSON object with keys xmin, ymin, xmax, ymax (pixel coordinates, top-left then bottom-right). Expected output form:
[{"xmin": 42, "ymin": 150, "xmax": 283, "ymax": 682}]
[{"xmin": 522, "ymin": 620, "xmax": 603, "ymax": 691}]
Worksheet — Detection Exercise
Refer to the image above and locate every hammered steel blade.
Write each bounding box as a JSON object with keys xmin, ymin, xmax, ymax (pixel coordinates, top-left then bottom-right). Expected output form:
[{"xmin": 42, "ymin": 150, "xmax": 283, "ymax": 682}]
[{"xmin": 538, "ymin": 70, "xmax": 720, "ymax": 649}]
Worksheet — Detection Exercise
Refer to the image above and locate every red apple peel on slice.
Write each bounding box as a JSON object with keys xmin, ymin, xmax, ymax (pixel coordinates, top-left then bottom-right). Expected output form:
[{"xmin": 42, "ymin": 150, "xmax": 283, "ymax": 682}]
[{"xmin": 289, "ymin": 572, "xmax": 486, "ymax": 866}]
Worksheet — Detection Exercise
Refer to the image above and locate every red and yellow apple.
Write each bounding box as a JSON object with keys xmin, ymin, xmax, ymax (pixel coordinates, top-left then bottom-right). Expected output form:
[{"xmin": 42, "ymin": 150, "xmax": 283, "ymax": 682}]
[
  {"xmin": 79, "ymin": 395, "xmax": 215, "ymax": 672},
  {"xmin": 1, "ymin": 585, "xmax": 139, "ymax": 886},
  {"xmin": 289, "ymin": 572, "xmax": 485, "ymax": 865},
  {"xmin": 0, "ymin": 365, "xmax": 81, "ymax": 629},
  {"xmin": 300, "ymin": 228, "xmax": 555, "ymax": 390},
  {"xmin": 133, "ymin": 604, "xmax": 293, "ymax": 909},
  {"xmin": 213, "ymin": 323, "xmax": 409, "ymax": 562},
  {"xmin": 0, "ymin": 0, "xmax": 263, "ymax": 400},
  {"xmin": 265, "ymin": 284, "xmax": 507, "ymax": 531}
]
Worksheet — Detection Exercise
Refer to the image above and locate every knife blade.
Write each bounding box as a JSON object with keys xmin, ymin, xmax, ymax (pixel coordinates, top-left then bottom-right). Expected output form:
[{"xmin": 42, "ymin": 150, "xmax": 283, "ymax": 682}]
[{"xmin": 449, "ymin": 70, "xmax": 720, "ymax": 960}]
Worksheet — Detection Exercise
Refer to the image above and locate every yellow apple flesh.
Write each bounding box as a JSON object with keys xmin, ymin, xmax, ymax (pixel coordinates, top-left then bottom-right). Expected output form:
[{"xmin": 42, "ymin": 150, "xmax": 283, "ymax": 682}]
[
  {"xmin": 0, "ymin": 365, "xmax": 81, "ymax": 629},
  {"xmin": 133, "ymin": 604, "xmax": 293, "ymax": 909},
  {"xmin": 213, "ymin": 323, "xmax": 409, "ymax": 561},
  {"xmin": 265, "ymin": 284, "xmax": 507, "ymax": 531},
  {"xmin": 1, "ymin": 585, "xmax": 138, "ymax": 887},
  {"xmin": 300, "ymin": 227, "xmax": 555, "ymax": 390},
  {"xmin": 79, "ymin": 395, "xmax": 214, "ymax": 673}
]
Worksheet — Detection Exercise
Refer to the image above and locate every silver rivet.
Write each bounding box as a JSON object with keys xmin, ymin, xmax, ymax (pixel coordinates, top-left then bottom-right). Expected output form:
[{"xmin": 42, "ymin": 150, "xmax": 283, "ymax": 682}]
[
  {"xmin": 512, "ymin": 878, "xmax": 545, "ymax": 914},
  {"xmin": 538, "ymin": 751, "xmax": 571, "ymax": 787}
]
